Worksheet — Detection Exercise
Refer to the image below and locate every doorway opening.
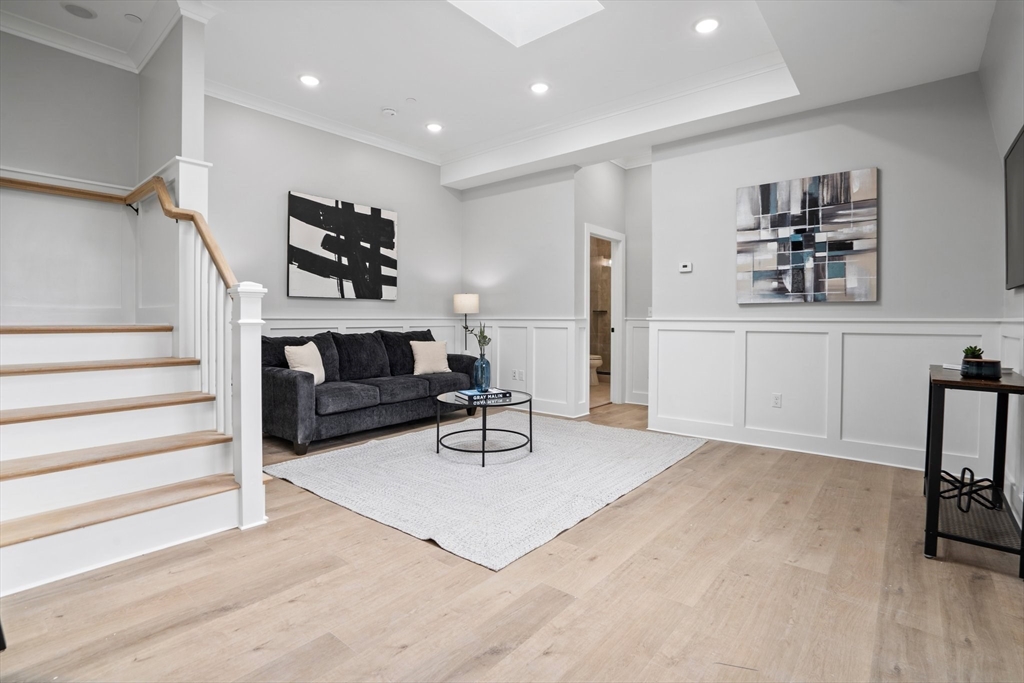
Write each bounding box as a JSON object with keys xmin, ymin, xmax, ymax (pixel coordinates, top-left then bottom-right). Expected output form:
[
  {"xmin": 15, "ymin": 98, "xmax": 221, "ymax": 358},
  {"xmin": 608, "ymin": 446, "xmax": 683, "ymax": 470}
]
[
  {"xmin": 584, "ymin": 223, "xmax": 626, "ymax": 412},
  {"xmin": 589, "ymin": 235, "xmax": 612, "ymax": 408}
]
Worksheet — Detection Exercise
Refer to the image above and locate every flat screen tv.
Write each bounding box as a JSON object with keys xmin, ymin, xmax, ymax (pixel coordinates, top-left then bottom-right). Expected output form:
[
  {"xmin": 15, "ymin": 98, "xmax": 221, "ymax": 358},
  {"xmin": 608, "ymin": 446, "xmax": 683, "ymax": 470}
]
[{"xmin": 1007, "ymin": 124, "xmax": 1024, "ymax": 290}]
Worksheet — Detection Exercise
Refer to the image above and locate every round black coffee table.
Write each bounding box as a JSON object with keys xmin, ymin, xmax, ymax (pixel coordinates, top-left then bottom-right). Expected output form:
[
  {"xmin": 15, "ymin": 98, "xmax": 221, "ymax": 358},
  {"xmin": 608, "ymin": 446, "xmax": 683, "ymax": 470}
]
[{"xmin": 435, "ymin": 390, "xmax": 533, "ymax": 467}]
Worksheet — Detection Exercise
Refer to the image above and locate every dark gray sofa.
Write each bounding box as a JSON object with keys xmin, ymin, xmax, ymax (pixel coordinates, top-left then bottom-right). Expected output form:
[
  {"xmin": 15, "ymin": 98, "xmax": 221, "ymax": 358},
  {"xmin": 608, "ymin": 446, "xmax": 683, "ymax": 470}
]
[{"xmin": 262, "ymin": 329, "xmax": 476, "ymax": 454}]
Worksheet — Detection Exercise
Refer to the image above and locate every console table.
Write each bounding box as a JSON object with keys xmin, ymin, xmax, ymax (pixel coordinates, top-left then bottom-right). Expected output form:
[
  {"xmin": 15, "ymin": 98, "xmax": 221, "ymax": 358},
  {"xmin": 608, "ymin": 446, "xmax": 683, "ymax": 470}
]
[{"xmin": 924, "ymin": 365, "xmax": 1024, "ymax": 578}]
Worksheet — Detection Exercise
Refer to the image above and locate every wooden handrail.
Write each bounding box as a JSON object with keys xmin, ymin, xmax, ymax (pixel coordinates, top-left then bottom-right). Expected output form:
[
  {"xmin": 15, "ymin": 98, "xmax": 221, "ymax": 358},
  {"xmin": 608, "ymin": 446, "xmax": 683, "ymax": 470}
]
[{"xmin": 0, "ymin": 175, "xmax": 238, "ymax": 289}]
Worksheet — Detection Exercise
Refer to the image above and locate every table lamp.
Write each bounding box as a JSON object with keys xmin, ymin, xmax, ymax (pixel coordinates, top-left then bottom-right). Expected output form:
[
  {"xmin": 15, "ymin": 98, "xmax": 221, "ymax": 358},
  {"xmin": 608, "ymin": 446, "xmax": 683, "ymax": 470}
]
[{"xmin": 454, "ymin": 293, "xmax": 479, "ymax": 350}]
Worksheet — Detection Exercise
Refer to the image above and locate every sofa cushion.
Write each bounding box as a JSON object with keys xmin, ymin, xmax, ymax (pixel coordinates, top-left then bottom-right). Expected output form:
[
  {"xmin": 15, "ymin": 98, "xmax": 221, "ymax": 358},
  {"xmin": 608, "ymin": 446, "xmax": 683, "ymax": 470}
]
[
  {"xmin": 418, "ymin": 371, "xmax": 470, "ymax": 396},
  {"xmin": 315, "ymin": 381, "xmax": 380, "ymax": 416},
  {"xmin": 262, "ymin": 332, "xmax": 340, "ymax": 382},
  {"xmin": 351, "ymin": 376, "xmax": 429, "ymax": 404},
  {"xmin": 332, "ymin": 332, "xmax": 391, "ymax": 381},
  {"xmin": 377, "ymin": 329, "xmax": 435, "ymax": 376}
]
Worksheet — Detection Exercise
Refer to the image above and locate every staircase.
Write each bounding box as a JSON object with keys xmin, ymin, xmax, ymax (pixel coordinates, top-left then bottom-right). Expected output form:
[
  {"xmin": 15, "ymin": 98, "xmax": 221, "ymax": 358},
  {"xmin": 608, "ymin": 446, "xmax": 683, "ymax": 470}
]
[{"xmin": 0, "ymin": 174, "xmax": 266, "ymax": 597}]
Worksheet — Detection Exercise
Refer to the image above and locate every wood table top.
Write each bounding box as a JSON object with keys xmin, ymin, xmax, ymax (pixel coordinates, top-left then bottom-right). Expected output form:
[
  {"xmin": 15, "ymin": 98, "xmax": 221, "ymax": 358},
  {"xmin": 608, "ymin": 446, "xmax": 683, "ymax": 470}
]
[{"xmin": 929, "ymin": 365, "xmax": 1024, "ymax": 393}]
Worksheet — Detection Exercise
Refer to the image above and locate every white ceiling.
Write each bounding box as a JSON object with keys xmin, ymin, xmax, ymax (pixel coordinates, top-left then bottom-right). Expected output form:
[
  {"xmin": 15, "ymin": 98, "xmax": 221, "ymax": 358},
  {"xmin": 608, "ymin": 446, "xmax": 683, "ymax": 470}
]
[{"xmin": 0, "ymin": 0, "xmax": 999, "ymax": 189}]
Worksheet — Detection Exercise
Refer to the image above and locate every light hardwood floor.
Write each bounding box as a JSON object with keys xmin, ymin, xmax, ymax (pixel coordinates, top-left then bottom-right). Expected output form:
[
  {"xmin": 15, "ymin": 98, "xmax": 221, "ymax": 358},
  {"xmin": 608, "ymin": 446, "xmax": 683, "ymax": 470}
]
[{"xmin": 1, "ymin": 403, "xmax": 1021, "ymax": 682}]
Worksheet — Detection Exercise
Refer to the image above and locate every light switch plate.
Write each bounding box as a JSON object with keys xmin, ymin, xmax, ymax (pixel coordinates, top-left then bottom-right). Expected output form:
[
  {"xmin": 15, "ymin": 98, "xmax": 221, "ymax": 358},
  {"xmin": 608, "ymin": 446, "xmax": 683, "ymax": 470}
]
[{"xmin": 679, "ymin": 262, "xmax": 693, "ymax": 273}]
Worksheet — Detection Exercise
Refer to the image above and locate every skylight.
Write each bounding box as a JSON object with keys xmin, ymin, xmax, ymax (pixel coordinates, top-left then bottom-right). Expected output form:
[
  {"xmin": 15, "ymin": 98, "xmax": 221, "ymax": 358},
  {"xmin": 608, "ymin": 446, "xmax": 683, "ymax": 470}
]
[{"xmin": 448, "ymin": 0, "xmax": 604, "ymax": 48}]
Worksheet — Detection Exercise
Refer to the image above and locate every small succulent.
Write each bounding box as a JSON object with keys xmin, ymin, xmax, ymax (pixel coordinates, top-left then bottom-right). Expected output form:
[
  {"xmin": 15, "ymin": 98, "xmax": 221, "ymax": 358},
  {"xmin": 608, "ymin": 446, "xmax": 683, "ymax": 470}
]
[
  {"xmin": 962, "ymin": 345, "xmax": 984, "ymax": 359},
  {"xmin": 464, "ymin": 322, "xmax": 491, "ymax": 349}
]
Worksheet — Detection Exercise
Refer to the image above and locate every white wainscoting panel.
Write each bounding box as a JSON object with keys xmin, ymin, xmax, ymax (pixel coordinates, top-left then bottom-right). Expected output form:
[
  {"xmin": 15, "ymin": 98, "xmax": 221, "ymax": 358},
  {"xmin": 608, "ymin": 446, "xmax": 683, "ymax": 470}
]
[
  {"xmin": 1000, "ymin": 323, "xmax": 1024, "ymax": 524},
  {"xmin": 625, "ymin": 320, "xmax": 650, "ymax": 405},
  {"xmin": 496, "ymin": 326, "xmax": 528, "ymax": 392},
  {"xmin": 0, "ymin": 187, "xmax": 136, "ymax": 324},
  {"xmin": 745, "ymin": 331, "xmax": 828, "ymax": 437},
  {"xmin": 649, "ymin": 319, "xmax": 1011, "ymax": 472},
  {"xmin": 655, "ymin": 329, "xmax": 734, "ymax": 425},
  {"xmin": 842, "ymin": 332, "xmax": 983, "ymax": 461},
  {"xmin": 533, "ymin": 327, "xmax": 570, "ymax": 407}
]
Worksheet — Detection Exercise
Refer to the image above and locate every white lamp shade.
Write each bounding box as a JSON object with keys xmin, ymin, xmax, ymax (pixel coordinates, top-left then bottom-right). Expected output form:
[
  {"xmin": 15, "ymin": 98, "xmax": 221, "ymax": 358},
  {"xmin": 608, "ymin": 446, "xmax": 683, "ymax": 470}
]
[{"xmin": 453, "ymin": 293, "xmax": 479, "ymax": 315}]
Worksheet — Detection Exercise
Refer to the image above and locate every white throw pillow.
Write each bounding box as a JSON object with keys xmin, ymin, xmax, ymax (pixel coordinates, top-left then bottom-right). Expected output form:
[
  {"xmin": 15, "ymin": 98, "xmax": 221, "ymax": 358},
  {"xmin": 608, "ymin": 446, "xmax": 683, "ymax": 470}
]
[
  {"xmin": 284, "ymin": 341, "xmax": 326, "ymax": 385},
  {"xmin": 411, "ymin": 340, "xmax": 451, "ymax": 375}
]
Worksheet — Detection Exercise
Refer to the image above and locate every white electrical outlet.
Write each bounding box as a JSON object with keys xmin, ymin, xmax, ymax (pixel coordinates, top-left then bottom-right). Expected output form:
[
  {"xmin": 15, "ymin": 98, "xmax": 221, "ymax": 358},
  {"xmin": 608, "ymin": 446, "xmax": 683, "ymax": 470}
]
[
  {"xmin": 678, "ymin": 262, "xmax": 693, "ymax": 273},
  {"xmin": 771, "ymin": 393, "xmax": 782, "ymax": 408},
  {"xmin": 511, "ymin": 369, "xmax": 524, "ymax": 381}
]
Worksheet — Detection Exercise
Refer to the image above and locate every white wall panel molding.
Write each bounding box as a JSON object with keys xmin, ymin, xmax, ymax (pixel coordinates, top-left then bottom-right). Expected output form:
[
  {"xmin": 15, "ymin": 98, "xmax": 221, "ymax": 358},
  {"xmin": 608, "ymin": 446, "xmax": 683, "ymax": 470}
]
[
  {"xmin": 649, "ymin": 318, "xmax": 1010, "ymax": 472},
  {"xmin": 998, "ymin": 321, "xmax": 1024, "ymax": 524},
  {"xmin": 625, "ymin": 320, "xmax": 650, "ymax": 405}
]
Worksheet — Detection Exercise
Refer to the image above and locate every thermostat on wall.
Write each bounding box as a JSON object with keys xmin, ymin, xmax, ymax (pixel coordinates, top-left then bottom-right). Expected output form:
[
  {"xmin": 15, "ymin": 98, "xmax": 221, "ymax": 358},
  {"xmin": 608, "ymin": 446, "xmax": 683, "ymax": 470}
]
[{"xmin": 678, "ymin": 262, "xmax": 693, "ymax": 273}]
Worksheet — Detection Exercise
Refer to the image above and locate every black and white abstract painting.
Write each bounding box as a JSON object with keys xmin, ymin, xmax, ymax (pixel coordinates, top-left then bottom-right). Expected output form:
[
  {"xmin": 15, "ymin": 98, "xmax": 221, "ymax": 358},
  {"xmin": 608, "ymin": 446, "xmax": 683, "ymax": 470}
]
[
  {"xmin": 287, "ymin": 191, "xmax": 398, "ymax": 300},
  {"xmin": 736, "ymin": 168, "xmax": 877, "ymax": 304}
]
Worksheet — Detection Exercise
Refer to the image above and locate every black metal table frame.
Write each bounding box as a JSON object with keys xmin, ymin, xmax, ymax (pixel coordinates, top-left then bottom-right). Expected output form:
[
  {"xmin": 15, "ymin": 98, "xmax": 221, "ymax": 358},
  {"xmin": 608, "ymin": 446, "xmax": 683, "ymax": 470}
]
[
  {"xmin": 436, "ymin": 396, "xmax": 532, "ymax": 467},
  {"xmin": 924, "ymin": 375, "xmax": 1023, "ymax": 578}
]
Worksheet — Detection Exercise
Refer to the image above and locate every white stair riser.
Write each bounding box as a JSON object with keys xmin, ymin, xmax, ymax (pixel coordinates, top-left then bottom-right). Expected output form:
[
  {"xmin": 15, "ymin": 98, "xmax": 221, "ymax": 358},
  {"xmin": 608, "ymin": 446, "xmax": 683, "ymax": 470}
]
[
  {"xmin": 0, "ymin": 489, "xmax": 242, "ymax": 597},
  {"xmin": 0, "ymin": 443, "xmax": 232, "ymax": 521},
  {"xmin": 0, "ymin": 402, "xmax": 217, "ymax": 459},
  {"xmin": 0, "ymin": 365, "xmax": 201, "ymax": 410},
  {"xmin": 0, "ymin": 332, "xmax": 172, "ymax": 364}
]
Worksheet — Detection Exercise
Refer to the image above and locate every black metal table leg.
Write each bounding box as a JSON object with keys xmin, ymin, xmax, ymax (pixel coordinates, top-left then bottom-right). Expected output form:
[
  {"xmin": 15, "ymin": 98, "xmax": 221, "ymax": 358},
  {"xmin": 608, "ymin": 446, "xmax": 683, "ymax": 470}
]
[
  {"xmin": 436, "ymin": 400, "xmax": 440, "ymax": 454},
  {"xmin": 529, "ymin": 399, "xmax": 533, "ymax": 453},
  {"xmin": 924, "ymin": 384, "xmax": 946, "ymax": 559},
  {"xmin": 924, "ymin": 380, "xmax": 934, "ymax": 495},
  {"xmin": 993, "ymin": 393, "xmax": 1009, "ymax": 509},
  {"xmin": 481, "ymin": 406, "xmax": 487, "ymax": 467}
]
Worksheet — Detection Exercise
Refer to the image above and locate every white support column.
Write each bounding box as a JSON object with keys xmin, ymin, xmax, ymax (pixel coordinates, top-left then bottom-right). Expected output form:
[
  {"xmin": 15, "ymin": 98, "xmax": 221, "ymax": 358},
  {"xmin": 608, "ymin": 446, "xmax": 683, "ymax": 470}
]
[{"xmin": 230, "ymin": 281, "xmax": 267, "ymax": 530}]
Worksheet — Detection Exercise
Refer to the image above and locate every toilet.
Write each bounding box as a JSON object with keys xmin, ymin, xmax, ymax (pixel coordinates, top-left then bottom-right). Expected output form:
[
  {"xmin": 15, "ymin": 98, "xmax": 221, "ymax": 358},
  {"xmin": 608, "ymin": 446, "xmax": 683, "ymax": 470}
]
[{"xmin": 589, "ymin": 355, "xmax": 603, "ymax": 385}]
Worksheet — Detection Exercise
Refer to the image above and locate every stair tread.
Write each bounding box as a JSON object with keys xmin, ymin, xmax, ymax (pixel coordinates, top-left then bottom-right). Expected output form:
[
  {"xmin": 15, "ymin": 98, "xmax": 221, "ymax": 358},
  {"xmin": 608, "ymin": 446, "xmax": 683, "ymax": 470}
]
[
  {"xmin": 0, "ymin": 324, "xmax": 173, "ymax": 334},
  {"xmin": 0, "ymin": 391, "xmax": 215, "ymax": 425},
  {"xmin": 0, "ymin": 474, "xmax": 239, "ymax": 547},
  {"xmin": 0, "ymin": 431, "xmax": 232, "ymax": 481},
  {"xmin": 0, "ymin": 357, "xmax": 200, "ymax": 376}
]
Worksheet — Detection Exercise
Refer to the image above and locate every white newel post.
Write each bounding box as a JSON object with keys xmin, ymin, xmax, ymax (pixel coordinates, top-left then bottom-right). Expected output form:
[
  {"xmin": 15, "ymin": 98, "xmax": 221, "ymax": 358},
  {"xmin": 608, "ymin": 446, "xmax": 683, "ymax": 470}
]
[{"xmin": 230, "ymin": 281, "xmax": 267, "ymax": 529}]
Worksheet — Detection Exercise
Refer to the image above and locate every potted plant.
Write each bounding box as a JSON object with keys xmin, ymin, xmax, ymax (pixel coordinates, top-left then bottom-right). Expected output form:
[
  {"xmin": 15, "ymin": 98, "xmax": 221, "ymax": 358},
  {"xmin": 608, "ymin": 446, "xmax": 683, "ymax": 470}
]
[
  {"xmin": 464, "ymin": 322, "xmax": 492, "ymax": 391},
  {"xmin": 960, "ymin": 345, "xmax": 1001, "ymax": 380}
]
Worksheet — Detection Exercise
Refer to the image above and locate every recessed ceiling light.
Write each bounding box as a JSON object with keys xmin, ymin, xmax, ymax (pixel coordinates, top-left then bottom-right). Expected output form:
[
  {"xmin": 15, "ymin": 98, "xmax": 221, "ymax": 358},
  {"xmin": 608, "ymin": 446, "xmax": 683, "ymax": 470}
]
[
  {"xmin": 531, "ymin": 83, "xmax": 549, "ymax": 95},
  {"xmin": 62, "ymin": 3, "xmax": 97, "ymax": 19},
  {"xmin": 426, "ymin": 123, "xmax": 444, "ymax": 133},
  {"xmin": 299, "ymin": 75, "xmax": 320, "ymax": 87},
  {"xmin": 694, "ymin": 18, "xmax": 719, "ymax": 34},
  {"xmin": 124, "ymin": 13, "xmax": 143, "ymax": 24}
]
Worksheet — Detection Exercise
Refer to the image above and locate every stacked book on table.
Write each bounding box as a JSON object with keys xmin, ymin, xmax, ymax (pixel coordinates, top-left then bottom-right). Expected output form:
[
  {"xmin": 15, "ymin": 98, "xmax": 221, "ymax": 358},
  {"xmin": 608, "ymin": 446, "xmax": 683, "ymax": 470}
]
[{"xmin": 454, "ymin": 388, "xmax": 513, "ymax": 405}]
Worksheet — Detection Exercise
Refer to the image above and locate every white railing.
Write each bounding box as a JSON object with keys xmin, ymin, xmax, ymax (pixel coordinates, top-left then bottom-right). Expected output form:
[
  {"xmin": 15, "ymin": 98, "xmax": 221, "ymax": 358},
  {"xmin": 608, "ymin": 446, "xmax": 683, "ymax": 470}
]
[{"xmin": 0, "ymin": 173, "xmax": 268, "ymax": 530}]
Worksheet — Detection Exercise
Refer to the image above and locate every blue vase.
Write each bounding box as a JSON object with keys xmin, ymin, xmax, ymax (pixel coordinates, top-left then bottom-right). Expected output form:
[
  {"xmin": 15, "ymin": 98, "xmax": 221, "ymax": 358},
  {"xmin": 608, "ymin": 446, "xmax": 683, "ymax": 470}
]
[{"xmin": 473, "ymin": 352, "xmax": 491, "ymax": 391}]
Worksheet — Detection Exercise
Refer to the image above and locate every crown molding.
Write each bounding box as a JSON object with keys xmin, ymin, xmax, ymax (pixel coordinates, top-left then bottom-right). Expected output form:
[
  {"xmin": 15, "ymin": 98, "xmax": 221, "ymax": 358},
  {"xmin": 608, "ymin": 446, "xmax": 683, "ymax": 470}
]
[
  {"xmin": 0, "ymin": 1, "xmax": 212, "ymax": 74},
  {"xmin": 177, "ymin": 1, "xmax": 222, "ymax": 24},
  {"xmin": 129, "ymin": 1, "xmax": 187, "ymax": 73},
  {"xmin": 610, "ymin": 152, "xmax": 652, "ymax": 170},
  {"xmin": 205, "ymin": 81, "xmax": 443, "ymax": 166},
  {"xmin": 0, "ymin": 10, "xmax": 137, "ymax": 72}
]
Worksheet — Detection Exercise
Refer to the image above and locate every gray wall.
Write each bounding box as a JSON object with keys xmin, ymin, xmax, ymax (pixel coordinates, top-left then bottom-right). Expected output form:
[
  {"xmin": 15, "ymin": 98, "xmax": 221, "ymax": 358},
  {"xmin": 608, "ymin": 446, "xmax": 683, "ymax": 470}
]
[
  {"xmin": 205, "ymin": 96, "xmax": 463, "ymax": 319},
  {"xmin": 651, "ymin": 74, "xmax": 1005, "ymax": 320},
  {"xmin": 574, "ymin": 162, "xmax": 625, "ymax": 318},
  {"xmin": 461, "ymin": 168, "xmax": 576, "ymax": 319},
  {"xmin": 0, "ymin": 34, "xmax": 139, "ymax": 187},
  {"xmin": 139, "ymin": 20, "xmax": 184, "ymax": 180},
  {"xmin": 624, "ymin": 165, "xmax": 652, "ymax": 320}
]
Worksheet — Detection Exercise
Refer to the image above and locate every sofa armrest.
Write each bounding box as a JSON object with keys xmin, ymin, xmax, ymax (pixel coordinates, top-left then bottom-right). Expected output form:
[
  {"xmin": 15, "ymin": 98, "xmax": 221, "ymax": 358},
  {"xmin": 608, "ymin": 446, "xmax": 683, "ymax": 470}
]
[
  {"xmin": 448, "ymin": 353, "xmax": 476, "ymax": 377},
  {"xmin": 262, "ymin": 366, "xmax": 316, "ymax": 446}
]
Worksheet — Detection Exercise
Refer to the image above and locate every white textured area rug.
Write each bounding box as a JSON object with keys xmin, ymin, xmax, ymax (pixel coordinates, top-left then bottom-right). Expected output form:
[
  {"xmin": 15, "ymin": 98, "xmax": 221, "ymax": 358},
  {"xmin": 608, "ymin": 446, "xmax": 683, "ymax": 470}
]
[{"xmin": 264, "ymin": 412, "xmax": 705, "ymax": 570}]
